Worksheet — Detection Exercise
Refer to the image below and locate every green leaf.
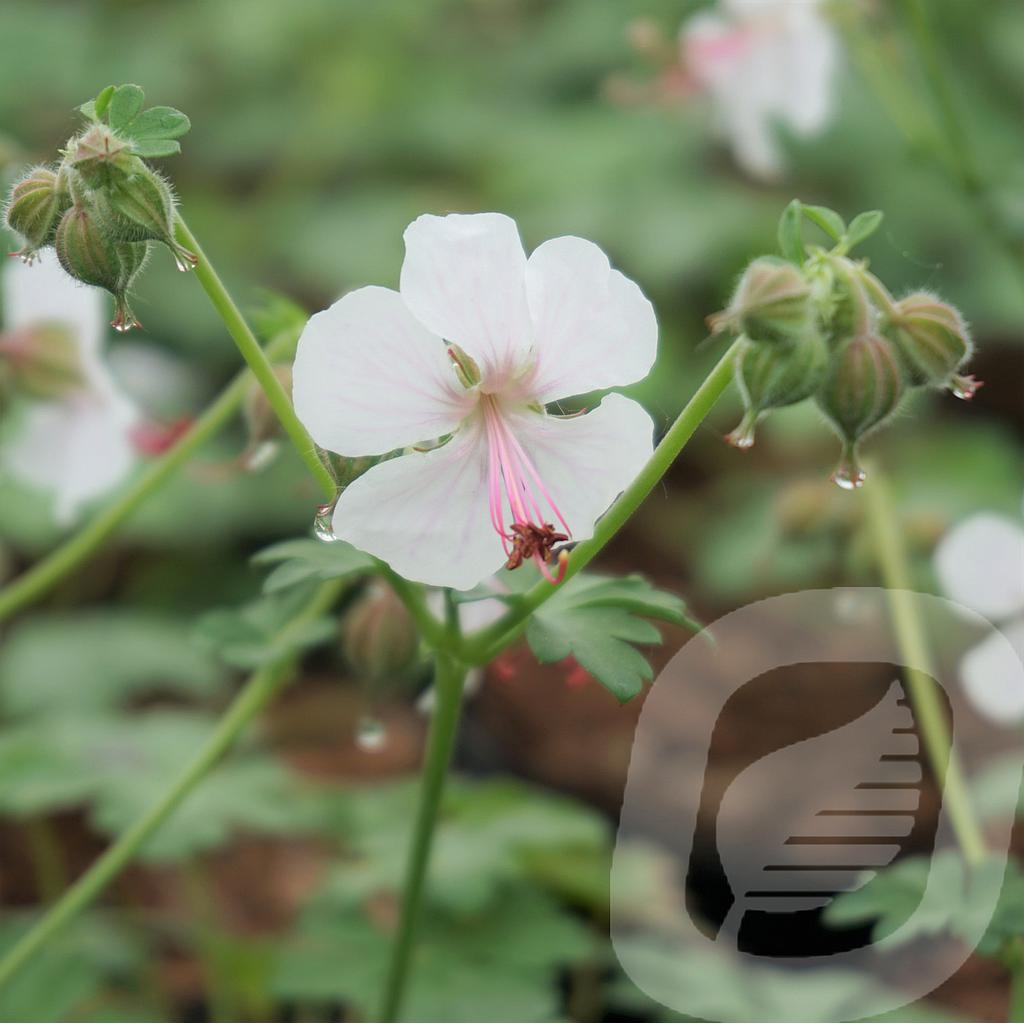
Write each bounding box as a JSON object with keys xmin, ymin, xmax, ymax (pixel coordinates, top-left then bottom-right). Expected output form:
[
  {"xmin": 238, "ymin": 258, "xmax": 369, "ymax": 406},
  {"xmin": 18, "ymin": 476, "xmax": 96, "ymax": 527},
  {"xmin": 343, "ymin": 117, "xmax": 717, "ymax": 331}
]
[
  {"xmin": 777, "ymin": 199, "xmax": 805, "ymax": 263},
  {"xmin": 525, "ymin": 573, "xmax": 699, "ymax": 702},
  {"xmin": 129, "ymin": 137, "xmax": 181, "ymax": 158},
  {"xmin": 845, "ymin": 209, "xmax": 885, "ymax": 250},
  {"xmin": 93, "ymin": 84, "xmax": 116, "ymax": 120},
  {"xmin": 0, "ymin": 913, "xmax": 149, "ymax": 1023},
  {"xmin": 82, "ymin": 710, "xmax": 319, "ymax": 860},
  {"xmin": 195, "ymin": 587, "xmax": 336, "ymax": 668},
  {"xmin": 252, "ymin": 537, "xmax": 375, "ymax": 594},
  {"xmin": 107, "ymin": 84, "xmax": 145, "ymax": 131},
  {"xmin": 802, "ymin": 204, "xmax": 846, "ymax": 242},
  {"xmin": 120, "ymin": 105, "xmax": 191, "ymax": 141},
  {"xmin": 274, "ymin": 886, "xmax": 594, "ymax": 1021},
  {"xmin": 0, "ymin": 611, "xmax": 227, "ymax": 716}
]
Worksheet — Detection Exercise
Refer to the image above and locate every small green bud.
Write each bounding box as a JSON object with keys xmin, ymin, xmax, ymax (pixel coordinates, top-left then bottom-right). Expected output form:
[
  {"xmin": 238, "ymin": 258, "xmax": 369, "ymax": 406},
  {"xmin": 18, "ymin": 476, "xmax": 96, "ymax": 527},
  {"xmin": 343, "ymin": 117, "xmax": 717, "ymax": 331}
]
[
  {"xmin": 101, "ymin": 165, "xmax": 196, "ymax": 271},
  {"xmin": 888, "ymin": 291, "xmax": 980, "ymax": 399},
  {"xmin": 0, "ymin": 323, "xmax": 85, "ymax": 399},
  {"xmin": 815, "ymin": 333, "xmax": 905, "ymax": 490},
  {"xmin": 54, "ymin": 204, "xmax": 141, "ymax": 332},
  {"xmin": 4, "ymin": 165, "xmax": 71, "ymax": 262},
  {"xmin": 726, "ymin": 330, "xmax": 829, "ymax": 449},
  {"xmin": 341, "ymin": 581, "xmax": 420, "ymax": 682},
  {"xmin": 819, "ymin": 256, "xmax": 872, "ymax": 346},
  {"xmin": 709, "ymin": 257, "xmax": 813, "ymax": 345},
  {"xmin": 68, "ymin": 123, "xmax": 138, "ymax": 189}
]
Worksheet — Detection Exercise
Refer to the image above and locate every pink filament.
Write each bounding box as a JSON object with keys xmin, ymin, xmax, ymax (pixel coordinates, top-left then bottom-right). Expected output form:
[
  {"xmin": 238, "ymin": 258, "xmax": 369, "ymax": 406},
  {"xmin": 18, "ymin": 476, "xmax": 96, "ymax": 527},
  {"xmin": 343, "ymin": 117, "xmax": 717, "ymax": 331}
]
[{"xmin": 481, "ymin": 397, "xmax": 571, "ymax": 572}]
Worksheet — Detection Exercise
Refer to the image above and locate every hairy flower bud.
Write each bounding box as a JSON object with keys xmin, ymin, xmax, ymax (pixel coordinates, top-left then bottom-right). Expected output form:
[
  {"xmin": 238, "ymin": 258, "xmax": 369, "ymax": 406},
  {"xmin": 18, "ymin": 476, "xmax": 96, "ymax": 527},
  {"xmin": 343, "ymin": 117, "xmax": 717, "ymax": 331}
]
[
  {"xmin": 342, "ymin": 581, "xmax": 420, "ymax": 682},
  {"xmin": 709, "ymin": 257, "xmax": 813, "ymax": 345},
  {"xmin": 819, "ymin": 256, "xmax": 872, "ymax": 346},
  {"xmin": 726, "ymin": 330, "xmax": 829, "ymax": 448},
  {"xmin": 100, "ymin": 166, "xmax": 196, "ymax": 272},
  {"xmin": 69, "ymin": 123, "xmax": 138, "ymax": 189},
  {"xmin": 815, "ymin": 332, "xmax": 905, "ymax": 489},
  {"xmin": 54, "ymin": 204, "xmax": 142, "ymax": 332},
  {"xmin": 888, "ymin": 291, "xmax": 980, "ymax": 399},
  {"xmin": 4, "ymin": 165, "xmax": 71, "ymax": 262},
  {"xmin": 0, "ymin": 323, "xmax": 84, "ymax": 399}
]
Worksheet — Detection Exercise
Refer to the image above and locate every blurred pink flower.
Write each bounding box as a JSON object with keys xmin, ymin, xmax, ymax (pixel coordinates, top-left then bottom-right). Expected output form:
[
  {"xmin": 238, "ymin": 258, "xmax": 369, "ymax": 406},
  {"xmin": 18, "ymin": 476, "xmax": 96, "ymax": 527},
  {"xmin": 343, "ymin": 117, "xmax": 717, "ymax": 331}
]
[
  {"xmin": 0, "ymin": 256, "xmax": 139, "ymax": 524},
  {"xmin": 293, "ymin": 213, "xmax": 656, "ymax": 590},
  {"xmin": 681, "ymin": 0, "xmax": 839, "ymax": 179}
]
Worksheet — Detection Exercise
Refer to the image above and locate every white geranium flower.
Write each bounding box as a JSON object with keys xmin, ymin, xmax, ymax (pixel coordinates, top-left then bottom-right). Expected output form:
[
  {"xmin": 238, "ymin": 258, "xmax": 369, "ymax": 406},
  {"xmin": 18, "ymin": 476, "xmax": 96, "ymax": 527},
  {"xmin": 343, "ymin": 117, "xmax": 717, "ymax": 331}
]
[
  {"xmin": 0, "ymin": 256, "xmax": 138, "ymax": 525},
  {"xmin": 681, "ymin": 0, "xmax": 839, "ymax": 180},
  {"xmin": 934, "ymin": 501, "xmax": 1024, "ymax": 724},
  {"xmin": 293, "ymin": 212, "xmax": 657, "ymax": 591}
]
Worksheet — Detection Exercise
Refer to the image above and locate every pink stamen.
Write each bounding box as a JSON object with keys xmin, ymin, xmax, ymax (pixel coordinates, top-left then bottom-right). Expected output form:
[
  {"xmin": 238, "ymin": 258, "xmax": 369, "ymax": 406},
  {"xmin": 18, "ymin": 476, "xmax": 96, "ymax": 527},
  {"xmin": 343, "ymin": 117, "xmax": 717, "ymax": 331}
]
[{"xmin": 480, "ymin": 397, "xmax": 571, "ymax": 578}]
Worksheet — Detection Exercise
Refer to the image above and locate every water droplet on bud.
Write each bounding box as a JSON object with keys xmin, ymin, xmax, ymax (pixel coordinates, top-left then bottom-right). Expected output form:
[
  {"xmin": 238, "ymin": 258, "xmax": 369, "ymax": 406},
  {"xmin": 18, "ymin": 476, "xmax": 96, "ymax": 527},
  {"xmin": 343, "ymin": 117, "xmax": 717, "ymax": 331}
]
[
  {"xmin": 831, "ymin": 445, "xmax": 866, "ymax": 490},
  {"xmin": 355, "ymin": 715, "xmax": 387, "ymax": 752},
  {"xmin": 950, "ymin": 374, "xmax": 983, "ymax": 401},
  {"xmin": 313, "ymin": 500, "xmax": 338, "ymax": 542}
]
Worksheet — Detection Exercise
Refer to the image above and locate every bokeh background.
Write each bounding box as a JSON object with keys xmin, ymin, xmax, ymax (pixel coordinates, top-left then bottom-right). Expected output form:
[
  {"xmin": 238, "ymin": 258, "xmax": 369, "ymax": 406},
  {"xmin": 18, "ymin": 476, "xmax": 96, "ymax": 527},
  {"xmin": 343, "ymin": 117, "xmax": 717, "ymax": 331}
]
[{"xmin": 0, "ymin": 1, "xmax": 1022, "ymax": 1020}]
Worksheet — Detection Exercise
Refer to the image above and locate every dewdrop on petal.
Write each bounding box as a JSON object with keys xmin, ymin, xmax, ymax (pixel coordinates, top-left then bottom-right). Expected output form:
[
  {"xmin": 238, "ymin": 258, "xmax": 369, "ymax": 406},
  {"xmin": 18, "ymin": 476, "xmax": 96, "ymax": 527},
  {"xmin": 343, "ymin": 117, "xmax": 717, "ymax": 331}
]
[
  {"xmin": 726, "ymin": 330, "xmax": 829, "ymax": 449},
  {"xmin": 815, "ymin": 332, "xmax": 905, "ymax": 490},
  {"xmin": 708, "ymin": 257, "xmax": 813, "ymax": 345},
  {"xmin": 4, "ymin": 165, "xmax": 70, "ymax": 263},
  {"xmin": 888, "ymin": 291, "xmax": 980, "ymax": 399}
]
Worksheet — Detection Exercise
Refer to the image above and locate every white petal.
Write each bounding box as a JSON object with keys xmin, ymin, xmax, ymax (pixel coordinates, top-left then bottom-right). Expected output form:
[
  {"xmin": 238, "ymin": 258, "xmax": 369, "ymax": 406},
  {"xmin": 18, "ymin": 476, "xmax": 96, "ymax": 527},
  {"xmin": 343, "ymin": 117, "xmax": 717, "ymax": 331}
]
[
  {"xmin": 508, "ymin": 393, "xmax": 654, "ymax": 543},
  {"xmin": 773, "ymin": 3, "xmax": 839, "ymax": 135},
  {"xmin": 292, "ymin": 286, "xmax": 475, "ymax": 457},
  {"xmin": 934, "ymin": 513, "xmax": 1024, "ymax": 621},
  {"xmin": 960, "ymin": 620, "xmax": 1024, "ymax": 725},
  {"xmin": 331, "ymin": 421, "xmax": 503, "ymax": 590},
  {"xmin": 3, "ymin": 254, "xmax": 104, "ymax": 354},
  {"xmin": 399, "ymin": 213, "xmax": 533, "ymax": 385},
  {"xmin": 3, "ymin": 391, "xmax": 138, "ymax": 525},
  {"xmin": 524, "ymin": 237, "xmax": 657, "ymax": 403}
]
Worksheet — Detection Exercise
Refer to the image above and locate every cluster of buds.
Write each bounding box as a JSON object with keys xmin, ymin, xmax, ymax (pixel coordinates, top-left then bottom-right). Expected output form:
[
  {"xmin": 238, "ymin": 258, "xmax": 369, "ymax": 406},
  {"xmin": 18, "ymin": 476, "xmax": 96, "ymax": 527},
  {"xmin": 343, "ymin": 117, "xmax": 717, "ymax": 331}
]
[
  {"xmin": 709, "ymin": 201, "xmax": 980, "ymax": 488},
  {"xmin": 3, "ymin": 84, "xmax": 193, "ymax": 332}
]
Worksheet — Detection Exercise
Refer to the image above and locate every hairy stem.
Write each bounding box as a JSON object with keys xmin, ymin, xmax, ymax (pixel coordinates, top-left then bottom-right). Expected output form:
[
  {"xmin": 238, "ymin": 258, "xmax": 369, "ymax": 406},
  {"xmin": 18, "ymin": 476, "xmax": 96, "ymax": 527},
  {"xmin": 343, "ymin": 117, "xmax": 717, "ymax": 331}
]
[
  {"xmin": 862, "ymin": 467, "xmax": 987, "ymax": 866},
  {"xmin": 174, "ymin": 215, "xmax": 336, "ymax": 498},
  {"xmin": 0, "ymin": 578, "xmax": 345, "ymax": 992},
  {"xmin": 461, "ymin": 339, "xmax": 740, "ymax": 665},
  {"xmin": 0, "ymin": 327, "xmax": 300, "ymax": 625},
  {"xmin": 377, "ymin": 651, "xmax": 467, "ymax": 1022}
]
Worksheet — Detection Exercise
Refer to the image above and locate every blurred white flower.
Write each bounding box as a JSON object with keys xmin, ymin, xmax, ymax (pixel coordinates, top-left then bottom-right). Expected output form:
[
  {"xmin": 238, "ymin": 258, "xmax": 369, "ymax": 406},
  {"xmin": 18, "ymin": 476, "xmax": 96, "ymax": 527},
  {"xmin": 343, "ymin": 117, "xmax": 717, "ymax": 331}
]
[
  {"xmin": 934, "ymin": 499, "xmax": 1024, "ymax": 723},
  {"xmin": 681, "ymin": 0, "xmax": 839, "ymax": 179},
  {"xmin": 0, "ymin": 256, "xmax": 139, "ymax": 524},
  {"xmin": 293, "ymin": 212, "xmax": 656, "ymax": 590}
]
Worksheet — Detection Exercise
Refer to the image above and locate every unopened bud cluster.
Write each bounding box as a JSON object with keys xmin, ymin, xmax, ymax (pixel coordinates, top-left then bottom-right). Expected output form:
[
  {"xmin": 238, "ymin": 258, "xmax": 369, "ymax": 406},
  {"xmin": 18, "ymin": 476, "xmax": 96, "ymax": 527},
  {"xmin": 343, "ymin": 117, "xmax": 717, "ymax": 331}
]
[
  {"xmin": 708, "ymin": 203, "xmax": 980, "ymax": 489},
  {"xmin": 4, "ymin": 84, "xmax": 193, "ymax": 333}
]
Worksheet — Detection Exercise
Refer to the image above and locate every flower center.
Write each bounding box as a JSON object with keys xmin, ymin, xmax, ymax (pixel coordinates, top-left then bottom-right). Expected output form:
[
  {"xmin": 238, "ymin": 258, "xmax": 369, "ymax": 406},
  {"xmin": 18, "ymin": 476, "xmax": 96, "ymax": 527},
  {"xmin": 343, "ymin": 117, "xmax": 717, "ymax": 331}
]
[{"xmin": 480, "ymin": 395, "xmax": 570, "ymax": 584}]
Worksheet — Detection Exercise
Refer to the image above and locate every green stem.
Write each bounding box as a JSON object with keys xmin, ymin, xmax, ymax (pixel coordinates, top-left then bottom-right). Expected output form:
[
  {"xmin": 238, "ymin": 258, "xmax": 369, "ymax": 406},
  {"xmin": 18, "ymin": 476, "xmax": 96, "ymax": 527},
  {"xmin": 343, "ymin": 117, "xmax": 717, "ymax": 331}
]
[
  {"xmin": 0, "ymin": 327, "xmax": 300, "ymax": 625},
  {"xmin": 462, "ymin": 339, "xmax": 740, "ymax": 665},
  {"xmin": 862, "ymin": 467, "xmax": 987, "ymax": 867},
  {"xmin": 0, "ymin": 577, "xmax": 345, "ymax": 992},
  {"xmin": 174, "ymin": 215, "xmax": 336, "ymax": 499},
  {"xmin": 23, "ymin": 818, "xmax": 69, "ymax": 904},
  {"xmin": 377, "ymin": 651, "xmax": 467, "ymax": 1022}
]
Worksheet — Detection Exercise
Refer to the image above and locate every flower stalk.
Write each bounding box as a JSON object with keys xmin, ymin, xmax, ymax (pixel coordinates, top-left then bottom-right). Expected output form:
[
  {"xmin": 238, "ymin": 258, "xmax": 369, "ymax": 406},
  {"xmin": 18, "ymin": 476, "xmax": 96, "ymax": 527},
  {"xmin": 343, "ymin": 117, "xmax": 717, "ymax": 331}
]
[
  {"xmin": 173, "ymin": 215, "xmax": 337, "ymax": 498},
  {"xmin": 861, "ymin": 465, "xmax": 987, "ymax": 867},
  {"xmin": 378, "ymin": 649, "xmax": 468, "ymax": 1022}
]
